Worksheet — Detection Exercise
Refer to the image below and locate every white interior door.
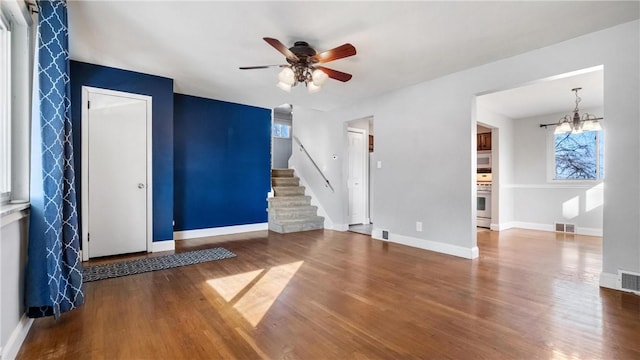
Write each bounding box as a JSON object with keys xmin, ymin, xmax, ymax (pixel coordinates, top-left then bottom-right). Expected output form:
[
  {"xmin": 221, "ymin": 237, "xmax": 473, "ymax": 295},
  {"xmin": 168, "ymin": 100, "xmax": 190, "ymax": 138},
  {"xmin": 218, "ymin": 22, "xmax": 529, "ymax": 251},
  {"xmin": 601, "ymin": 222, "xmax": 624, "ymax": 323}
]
[
  {"xmin": 83, "ymin": 88, "xmax": 151, "ymax": 258},
  {"xmin": 348, "ymin": 129, "xmax": 367, "ymax": 225}
]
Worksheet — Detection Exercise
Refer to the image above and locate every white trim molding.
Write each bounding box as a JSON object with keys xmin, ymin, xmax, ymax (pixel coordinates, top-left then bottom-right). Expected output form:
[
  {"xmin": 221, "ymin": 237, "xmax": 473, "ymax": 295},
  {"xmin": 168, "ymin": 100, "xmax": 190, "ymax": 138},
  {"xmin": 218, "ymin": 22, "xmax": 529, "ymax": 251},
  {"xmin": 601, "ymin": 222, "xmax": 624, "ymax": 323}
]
[
  {"xmin": 371, "ymin": 228, "xmax": 479, "ymax": 259},
  {"xmin": 599, "ymin": 272, "xmax": 619, "ymax": 291},
  {"xmin": 152, "ymin": 240, "xmax": 175, "ymax": 253},
  {"xmin": 503, "ymin": 183, "xmax": 603, "ymax": 190},
  {"xmin": 174, "ymin": 223, "xmax": 268, "ymax": 240},
  {"xmin": 499, "ymin": 221, "xmax": 602, "ymax": 236},
  {"xmin": 1, "ymin": 315, "xmax": 33, "ymax": 360}
]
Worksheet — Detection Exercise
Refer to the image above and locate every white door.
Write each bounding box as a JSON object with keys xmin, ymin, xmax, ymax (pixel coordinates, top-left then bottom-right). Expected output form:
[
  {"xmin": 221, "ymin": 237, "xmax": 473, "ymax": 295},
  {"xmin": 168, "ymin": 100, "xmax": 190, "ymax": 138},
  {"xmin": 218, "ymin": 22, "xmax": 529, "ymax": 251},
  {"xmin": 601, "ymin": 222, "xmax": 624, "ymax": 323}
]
[
  {"xmin": 83, "ymin": 88, "xmax": 151, "ymax": 258},
  {"xmin": 348, "ymin": 129, "xmax": 366, "ymax": 225}
]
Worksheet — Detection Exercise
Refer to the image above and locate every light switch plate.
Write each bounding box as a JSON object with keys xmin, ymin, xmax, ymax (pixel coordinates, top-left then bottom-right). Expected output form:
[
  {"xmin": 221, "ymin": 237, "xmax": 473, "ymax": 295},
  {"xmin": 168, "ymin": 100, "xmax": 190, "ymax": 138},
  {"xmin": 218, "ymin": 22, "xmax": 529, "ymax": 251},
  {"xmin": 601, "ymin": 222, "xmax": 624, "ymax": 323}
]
[{"xmin": 377, "ymin": 160, "xmax": 382, "ymax": 169}]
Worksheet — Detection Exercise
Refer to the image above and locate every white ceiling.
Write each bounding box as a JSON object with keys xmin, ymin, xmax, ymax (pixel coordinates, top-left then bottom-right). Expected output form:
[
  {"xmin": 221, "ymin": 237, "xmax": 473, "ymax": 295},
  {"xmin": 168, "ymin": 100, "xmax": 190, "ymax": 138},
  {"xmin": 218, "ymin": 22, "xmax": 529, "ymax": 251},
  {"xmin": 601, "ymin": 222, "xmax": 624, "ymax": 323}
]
[
  {"xmin": 67, "ymin": 1, "xmax": 639, "ymax": 112},
  {"xmin": 478, "ymin": 67, "xmax": 604, "ymax": 119}
]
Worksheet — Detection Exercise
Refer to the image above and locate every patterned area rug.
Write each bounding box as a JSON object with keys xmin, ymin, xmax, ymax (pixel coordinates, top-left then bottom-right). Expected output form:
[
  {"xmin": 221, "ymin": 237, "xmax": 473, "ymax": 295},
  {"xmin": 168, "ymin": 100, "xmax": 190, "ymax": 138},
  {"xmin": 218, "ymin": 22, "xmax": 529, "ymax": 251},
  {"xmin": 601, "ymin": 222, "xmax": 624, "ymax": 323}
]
[{"xmin": 82, "ymin": 247, "xmax": 236, "ymax": 282}]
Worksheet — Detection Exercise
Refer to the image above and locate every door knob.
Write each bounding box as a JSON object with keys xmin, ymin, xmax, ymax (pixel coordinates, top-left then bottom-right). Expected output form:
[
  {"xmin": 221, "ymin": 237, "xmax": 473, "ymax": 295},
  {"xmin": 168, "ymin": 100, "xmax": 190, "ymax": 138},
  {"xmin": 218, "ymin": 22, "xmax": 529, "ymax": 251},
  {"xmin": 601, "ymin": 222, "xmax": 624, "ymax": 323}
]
[{"xmin": 138, "ymin": 183, "xmax": 145, "ymax": 189}]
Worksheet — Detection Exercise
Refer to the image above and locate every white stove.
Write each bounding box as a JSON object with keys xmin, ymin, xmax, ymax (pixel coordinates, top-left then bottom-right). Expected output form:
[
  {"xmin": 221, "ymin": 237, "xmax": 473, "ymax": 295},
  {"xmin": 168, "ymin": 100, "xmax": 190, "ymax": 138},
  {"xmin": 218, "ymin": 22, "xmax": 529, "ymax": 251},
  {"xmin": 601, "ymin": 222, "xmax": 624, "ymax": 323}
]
[{"xmin": 476, "ymin": 173, "xmax": 492, "ymax": 228}]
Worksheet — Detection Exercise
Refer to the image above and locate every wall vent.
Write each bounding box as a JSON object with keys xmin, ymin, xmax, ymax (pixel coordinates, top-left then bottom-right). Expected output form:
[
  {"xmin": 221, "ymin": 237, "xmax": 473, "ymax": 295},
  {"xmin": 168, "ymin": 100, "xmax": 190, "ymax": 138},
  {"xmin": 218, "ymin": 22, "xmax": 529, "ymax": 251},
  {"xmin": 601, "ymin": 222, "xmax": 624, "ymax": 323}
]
[
  {"xmin": 382, "ymin": 230, "xmax": 389, "ymax": 240},
  {"xmin": 555, "ymin": 223, "xmax": 576, "ymax": 233},
  {"xmin": 619, "ymin": 270, "xmax": 640, "ymax": 293}
]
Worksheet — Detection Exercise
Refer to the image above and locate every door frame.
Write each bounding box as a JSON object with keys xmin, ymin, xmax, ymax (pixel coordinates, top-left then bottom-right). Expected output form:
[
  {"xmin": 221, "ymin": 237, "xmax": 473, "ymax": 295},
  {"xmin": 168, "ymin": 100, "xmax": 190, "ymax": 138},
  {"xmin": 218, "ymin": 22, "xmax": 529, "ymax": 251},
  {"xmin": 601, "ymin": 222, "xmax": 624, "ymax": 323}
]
[
  {"xmin": 347, "ymin": 127, "xmax": 369, "ymax": 225},
  {"xmin": 81, "ymin": 86, "xmax": 153, "ymax": 261}
]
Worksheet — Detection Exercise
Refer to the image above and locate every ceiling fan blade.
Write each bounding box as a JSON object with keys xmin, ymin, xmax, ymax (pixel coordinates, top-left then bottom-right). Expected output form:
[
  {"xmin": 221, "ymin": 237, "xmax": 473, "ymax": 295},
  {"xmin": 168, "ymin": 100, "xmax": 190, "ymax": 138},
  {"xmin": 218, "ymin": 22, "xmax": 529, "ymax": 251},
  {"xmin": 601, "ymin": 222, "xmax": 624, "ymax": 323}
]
[
  {"xmin": 312, "ymin": 43, "xmax": 356, "ymax": 63},
  {"xmin": 239, "ymin": 65, "xmax": 288, "ymax": 70},
  {"xmin": 316, "ymin": 66, "xmax": 352, "ymax": 82},
  {"xmin": 263, "ymin": 37, "xmax": 299, "ymax": 61}
]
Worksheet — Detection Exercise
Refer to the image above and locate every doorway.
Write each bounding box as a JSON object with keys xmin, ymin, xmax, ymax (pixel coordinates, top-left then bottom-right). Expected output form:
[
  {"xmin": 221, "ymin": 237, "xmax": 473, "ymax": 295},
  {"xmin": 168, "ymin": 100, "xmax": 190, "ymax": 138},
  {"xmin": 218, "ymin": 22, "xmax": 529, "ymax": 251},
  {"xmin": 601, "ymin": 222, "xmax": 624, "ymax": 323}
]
[
  {"xmin": 272, "ymin": 104, "xmax": 293, "ymax": 169},
  {"xmin": 346, "ymin": 117, "xmax": 374, "ymax": 234},
  {"xmin": 81, "ymin": 87, "xmax": 153, "ymax": 260}
]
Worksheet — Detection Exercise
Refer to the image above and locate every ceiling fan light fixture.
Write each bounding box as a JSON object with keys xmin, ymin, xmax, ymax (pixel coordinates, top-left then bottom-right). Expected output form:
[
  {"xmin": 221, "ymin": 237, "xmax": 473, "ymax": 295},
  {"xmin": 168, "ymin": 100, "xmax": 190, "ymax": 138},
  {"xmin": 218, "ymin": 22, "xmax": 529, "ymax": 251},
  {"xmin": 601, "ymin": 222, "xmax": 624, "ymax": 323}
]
[
  {"xmin": 278, "ymin": 67, "xmax": 295, "ymax": 85},
  {"xmin": 307, "ymin": 82, "xmax": 322, "ymax": 94},
  {"xmin": 276, "ymin": 81, "xmax": 292, "ymax": 92},
  {"xmin": 312, "ymin": 69, "xmax": 328, "ymax": 86},
  {"xmin": 240, "ymin": 38, "xmax": 356, "ymax": 94}
]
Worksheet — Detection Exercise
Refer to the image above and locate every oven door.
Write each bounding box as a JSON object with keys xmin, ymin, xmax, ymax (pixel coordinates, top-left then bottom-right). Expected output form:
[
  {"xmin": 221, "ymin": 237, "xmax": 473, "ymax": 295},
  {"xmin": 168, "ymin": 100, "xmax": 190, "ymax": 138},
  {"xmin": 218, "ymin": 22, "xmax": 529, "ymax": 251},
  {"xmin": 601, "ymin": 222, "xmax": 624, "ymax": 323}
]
[{"xmin": 477, "ymin": 191, "xmax": 491, "ymax": 219}]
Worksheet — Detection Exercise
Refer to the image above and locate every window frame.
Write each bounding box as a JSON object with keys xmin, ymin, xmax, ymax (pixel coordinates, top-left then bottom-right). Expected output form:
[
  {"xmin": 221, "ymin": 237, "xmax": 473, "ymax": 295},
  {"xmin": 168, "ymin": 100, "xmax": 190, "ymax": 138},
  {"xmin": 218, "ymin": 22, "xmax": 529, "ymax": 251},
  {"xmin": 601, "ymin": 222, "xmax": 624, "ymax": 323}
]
[
  {"xmin": 0, "ymin": 11, "xmax": 11, "ymax": 204},
  {"xmin": 547, "ymin": 128, "xmax": 604, "ymax": 183}
]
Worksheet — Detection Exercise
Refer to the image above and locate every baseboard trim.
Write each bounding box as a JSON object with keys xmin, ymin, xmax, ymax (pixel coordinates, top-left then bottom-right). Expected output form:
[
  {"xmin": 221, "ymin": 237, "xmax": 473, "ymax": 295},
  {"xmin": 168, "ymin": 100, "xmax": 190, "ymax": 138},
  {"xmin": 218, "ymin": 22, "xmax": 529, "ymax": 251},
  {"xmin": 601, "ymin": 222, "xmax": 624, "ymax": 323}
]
[
  {"xmin": 330, "ymin": 223, "xmax": 349, "ymax": 231},
  {"xmin": 491, "ymin": 222, "xmax": 516, "ymax": 231},
  {"xmin": 152, "ymin": 240, "xmax": 175, "ymax": 253},
  {"xmin": 174, "ymin": 223, "xmax": 268, "ymax": 240},
  {"xmin": 599, "ymin": 272, "xmax": 619, "ymax": 291},
  {"xmin": 371, "ymin": 228, "xmax": 478, "ymax": 259},
  {"xmin": 2, "ymin": 314, "xmax": 33, "ymax": 360},
  {"xmin": 504, "ymin": 222, "xmax": 602, "ymax": 236}
]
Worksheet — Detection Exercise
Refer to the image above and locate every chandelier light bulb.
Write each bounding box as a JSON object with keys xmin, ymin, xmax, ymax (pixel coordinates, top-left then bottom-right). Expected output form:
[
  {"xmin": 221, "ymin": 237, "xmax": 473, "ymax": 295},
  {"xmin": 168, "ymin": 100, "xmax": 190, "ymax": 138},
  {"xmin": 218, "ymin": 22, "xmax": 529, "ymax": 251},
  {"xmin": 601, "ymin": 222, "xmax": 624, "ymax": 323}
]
[{"xmin": 555, "ymin": 121, "xmax": 572, "ymax": 134}]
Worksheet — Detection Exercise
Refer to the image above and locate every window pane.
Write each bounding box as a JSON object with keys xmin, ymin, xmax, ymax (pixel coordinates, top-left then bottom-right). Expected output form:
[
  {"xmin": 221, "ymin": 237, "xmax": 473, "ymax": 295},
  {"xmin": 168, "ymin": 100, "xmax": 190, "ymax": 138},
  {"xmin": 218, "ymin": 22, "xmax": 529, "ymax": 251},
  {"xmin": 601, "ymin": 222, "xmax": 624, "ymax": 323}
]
[
  {"xmin": 272, "ymin": 123, "xmax": 290, "ymax": 138},
  {"xmin": 554, "ymin": 131, "xmax": 602, "ymax": 180},
  {"xmin": 477, "ymin": 197, "xmax": 486, "ymax": 211},
  {"xmin": 598, "ymin": 131, "xmax": 605, "ymax": 179}
]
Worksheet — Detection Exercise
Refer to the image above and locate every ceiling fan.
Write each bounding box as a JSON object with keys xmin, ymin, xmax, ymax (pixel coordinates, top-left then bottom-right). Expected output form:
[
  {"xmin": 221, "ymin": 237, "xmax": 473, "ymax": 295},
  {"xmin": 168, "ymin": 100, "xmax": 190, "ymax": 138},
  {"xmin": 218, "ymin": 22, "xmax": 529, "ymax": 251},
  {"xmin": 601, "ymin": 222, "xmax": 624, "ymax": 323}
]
[{"xmin": 240, "ymin": 37, "xmax": 357, "ymax": 93}]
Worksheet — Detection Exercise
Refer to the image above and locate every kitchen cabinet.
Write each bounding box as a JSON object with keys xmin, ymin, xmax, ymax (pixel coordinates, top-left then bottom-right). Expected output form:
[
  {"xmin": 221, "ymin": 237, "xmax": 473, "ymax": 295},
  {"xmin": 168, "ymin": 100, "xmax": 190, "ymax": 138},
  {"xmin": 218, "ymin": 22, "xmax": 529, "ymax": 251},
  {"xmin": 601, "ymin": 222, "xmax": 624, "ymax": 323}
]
[{"xmin": 477, "ymin": 132, "xmax": 491, "ymax": 151}]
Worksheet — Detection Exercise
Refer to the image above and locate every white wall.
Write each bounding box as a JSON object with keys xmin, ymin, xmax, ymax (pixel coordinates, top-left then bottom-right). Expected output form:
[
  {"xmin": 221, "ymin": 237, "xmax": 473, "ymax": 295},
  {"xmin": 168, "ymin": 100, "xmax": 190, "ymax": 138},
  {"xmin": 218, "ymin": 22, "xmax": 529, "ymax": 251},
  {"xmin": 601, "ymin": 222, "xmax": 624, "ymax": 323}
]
[
  {"xmin": 1, "ymin": 209, "xmax": 31, "ymax": 359},
  {"xmin": 508, "ymin": 110, "xmax": 604, "ymax": 235},
  {"xmin": 289, "ymin": 107, "xmax": 346, "ymax": 229},
  {"xmin": 292, "ymin": 20, "xmax": 639, "ymax": 278}
]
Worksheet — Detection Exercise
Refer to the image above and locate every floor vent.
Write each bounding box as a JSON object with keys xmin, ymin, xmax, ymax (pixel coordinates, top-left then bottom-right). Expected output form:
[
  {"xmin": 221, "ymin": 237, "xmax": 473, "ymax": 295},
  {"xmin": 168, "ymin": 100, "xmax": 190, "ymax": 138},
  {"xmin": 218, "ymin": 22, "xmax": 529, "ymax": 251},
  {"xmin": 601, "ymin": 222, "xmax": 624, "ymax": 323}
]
[
  {"xmin": 555, "ymin": 223, "xmax": 576, "ymax": 233},
  {"xmin": 619, "ymin": 271, "xmax": 640, "ymax": 293},
  {"xmin": 382, "ymin": 230, "xmax": 389, "ymax": 240}
]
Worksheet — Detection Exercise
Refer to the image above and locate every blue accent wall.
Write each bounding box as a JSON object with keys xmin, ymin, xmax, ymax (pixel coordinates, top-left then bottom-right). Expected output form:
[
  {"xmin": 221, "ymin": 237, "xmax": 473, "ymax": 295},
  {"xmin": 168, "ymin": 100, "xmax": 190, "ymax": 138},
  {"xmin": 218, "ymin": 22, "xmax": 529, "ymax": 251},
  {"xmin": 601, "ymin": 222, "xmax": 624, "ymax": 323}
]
[
  {"xmin": 173, "ymin": 94, "xmax": 271, "ymax": 231},
  {"xmin": 70, "ymin": 61, "xmax": 174, "ymax": 242}
]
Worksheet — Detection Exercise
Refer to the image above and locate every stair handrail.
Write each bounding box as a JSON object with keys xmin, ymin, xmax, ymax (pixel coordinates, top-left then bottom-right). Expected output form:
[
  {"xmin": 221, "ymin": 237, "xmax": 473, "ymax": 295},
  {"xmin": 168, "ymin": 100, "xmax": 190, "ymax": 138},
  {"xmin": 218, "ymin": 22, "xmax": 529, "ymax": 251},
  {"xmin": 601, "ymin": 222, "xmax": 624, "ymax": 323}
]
[{"xmin": 293, "ymin": 136, "xmax": 335, "ymax": 193}]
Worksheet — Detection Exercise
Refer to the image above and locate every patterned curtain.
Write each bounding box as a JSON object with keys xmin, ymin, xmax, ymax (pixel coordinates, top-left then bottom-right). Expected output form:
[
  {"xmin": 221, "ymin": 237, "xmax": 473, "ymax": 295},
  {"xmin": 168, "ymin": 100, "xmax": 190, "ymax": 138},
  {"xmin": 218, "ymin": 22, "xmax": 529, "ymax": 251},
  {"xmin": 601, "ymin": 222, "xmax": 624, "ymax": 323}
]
[{"xmin": 25, "ymin": 0, "xmax": 83, "ymax": 319}]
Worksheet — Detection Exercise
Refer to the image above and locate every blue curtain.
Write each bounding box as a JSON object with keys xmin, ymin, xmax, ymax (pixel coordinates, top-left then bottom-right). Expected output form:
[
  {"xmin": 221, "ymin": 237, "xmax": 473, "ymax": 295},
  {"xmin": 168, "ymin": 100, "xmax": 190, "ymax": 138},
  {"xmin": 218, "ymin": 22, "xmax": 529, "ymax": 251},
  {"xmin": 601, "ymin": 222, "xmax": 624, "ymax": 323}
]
[{"xmin": 25, "ymin": 0, "xmax": 84, "ymax": 319}]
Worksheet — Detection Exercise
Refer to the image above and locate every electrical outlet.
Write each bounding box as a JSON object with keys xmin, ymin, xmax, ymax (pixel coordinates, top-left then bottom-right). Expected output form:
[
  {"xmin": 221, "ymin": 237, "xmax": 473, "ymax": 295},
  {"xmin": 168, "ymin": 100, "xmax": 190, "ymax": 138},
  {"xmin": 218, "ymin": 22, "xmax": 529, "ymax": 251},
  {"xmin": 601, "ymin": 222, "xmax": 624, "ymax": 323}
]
[{"xmin": 416, "ymin": 221, "xmax": 423, "ymax": 232}]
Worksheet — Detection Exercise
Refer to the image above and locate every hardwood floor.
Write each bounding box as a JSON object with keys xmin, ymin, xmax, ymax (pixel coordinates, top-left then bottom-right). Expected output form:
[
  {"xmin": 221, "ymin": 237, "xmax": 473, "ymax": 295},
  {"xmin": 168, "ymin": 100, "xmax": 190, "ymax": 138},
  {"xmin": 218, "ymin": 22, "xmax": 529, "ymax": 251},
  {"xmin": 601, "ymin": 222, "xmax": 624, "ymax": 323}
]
[{"xmin": 17, "ymin": 229, "xmax": 640, "ymax": 359}]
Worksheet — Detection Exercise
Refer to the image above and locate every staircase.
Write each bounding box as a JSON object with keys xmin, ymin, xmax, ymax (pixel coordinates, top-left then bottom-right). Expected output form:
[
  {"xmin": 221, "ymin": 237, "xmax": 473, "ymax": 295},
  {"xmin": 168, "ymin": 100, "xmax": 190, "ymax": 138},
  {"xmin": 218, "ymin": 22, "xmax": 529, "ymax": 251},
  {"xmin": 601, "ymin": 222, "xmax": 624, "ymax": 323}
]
[{"xmin": 268, "ymin": 169, "xmax": 324, "ymax": 233}]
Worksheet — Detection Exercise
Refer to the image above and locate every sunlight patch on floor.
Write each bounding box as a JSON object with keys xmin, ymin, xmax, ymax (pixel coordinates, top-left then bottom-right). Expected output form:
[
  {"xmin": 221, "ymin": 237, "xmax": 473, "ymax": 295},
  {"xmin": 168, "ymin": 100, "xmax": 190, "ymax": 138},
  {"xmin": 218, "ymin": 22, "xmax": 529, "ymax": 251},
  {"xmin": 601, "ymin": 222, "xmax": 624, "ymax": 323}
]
[
  {"xmin": 207, "ymin": 261, "xmax": 304, "ymax": 327},
  {"xmin": 206, "ymin": 269, "xmax": 264, "ymax": 302}
]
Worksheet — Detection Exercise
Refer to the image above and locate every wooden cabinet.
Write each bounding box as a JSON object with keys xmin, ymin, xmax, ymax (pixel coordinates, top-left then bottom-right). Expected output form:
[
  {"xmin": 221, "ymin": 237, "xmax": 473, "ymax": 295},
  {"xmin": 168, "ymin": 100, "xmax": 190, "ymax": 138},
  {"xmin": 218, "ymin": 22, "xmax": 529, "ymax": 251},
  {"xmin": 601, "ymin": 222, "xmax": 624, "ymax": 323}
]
[{"xmin": 477, "ymin": 132, "xmax": 491, "ymax": 151}]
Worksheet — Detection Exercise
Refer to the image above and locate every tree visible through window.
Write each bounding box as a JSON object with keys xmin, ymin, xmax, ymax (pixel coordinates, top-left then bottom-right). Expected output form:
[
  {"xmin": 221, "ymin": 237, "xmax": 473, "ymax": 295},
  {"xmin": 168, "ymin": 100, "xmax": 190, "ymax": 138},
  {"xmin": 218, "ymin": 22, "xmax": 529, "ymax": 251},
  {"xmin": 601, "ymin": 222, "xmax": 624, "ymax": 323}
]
[{"xmin": 554, "ymin": 130, "xmax": 604, "ymax": 180}]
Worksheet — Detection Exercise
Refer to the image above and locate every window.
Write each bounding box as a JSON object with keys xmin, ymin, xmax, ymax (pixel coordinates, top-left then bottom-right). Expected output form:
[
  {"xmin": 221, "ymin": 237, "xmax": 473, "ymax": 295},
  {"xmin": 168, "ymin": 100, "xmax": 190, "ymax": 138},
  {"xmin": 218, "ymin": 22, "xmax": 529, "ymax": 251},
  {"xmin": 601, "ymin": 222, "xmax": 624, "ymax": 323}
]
[
  {"xmin": 554, "ymin": 130, "xmax": 604, "ymax": 180},
  {"xmin": 0, "ymin": 13, "xmax": 11, "ymax": 202},
  {"xmin": 272, "ymin": 123, "xmax": 291, "ymax": 138}
]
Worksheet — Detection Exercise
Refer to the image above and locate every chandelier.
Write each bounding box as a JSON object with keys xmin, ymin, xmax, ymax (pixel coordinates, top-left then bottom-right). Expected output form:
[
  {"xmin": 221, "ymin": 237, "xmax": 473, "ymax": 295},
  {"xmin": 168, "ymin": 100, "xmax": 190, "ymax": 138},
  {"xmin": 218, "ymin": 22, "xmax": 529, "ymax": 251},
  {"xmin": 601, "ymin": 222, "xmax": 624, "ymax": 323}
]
[
  {"xmin": 277, "ymin": 65, "xmax": 328, "ymax": 93},
  {"xmin": 540, "ymin": 87, "xmax": 603, "ymax": 134}
]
